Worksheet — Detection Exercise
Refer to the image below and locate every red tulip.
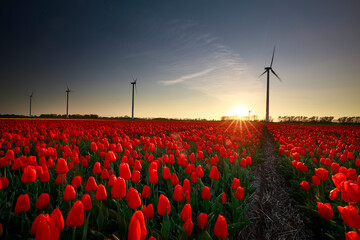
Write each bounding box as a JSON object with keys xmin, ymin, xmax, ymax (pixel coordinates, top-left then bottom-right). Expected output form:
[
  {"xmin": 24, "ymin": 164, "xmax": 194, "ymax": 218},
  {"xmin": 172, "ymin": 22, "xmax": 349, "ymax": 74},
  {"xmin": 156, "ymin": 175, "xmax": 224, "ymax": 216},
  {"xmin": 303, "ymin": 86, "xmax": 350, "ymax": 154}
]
[
  {"xmin": 142, "ymin": 204, "xmax": 154, "ymax": 220},
  {"xmin": 85, "ymin": 176, "xmax": 97, "ymax": 192},
  {"xmin": 35, "ymin": 193, "xmax": 49, "ymax": 210},
  {"xmin": 183, "ymin": 179, "xmax": 191, "ymax": 193},
  {"xmin": 1, "ymin": 176, "xmax": 9, "ymax": 188},
  {"xmin": 31, "ymin": 214, "xmax": 59, "ymax": 240},
  {"xmin": 201, "ymin": 186, "xmax": 211, "ymax": 200},
  {"xmin": 329, "ymin": 188, "xmax": 339, "ymax": 200},
  {"xmin": 119, "ymin": 163, "xmax": 131, "ymax": 180},
  {"xmin": 197, "ymin": 213, "xmax": 208, "ymax": 230},
  {"xmin": 214, "ymin": 214, "xmax": 228, "ymax": 239},
  {"xmin": 331, "ymin": 162, "xmax": 340, "ymax": 173},
  {"xmin": 234, "ymin": 186, "xmax": 244, "ymax": 200},
  {"xmin": 173, "ymin": 184, "xmax": 184, "ymax": 202},
  {"xmin": 50, "ymin": 208, "xmax": 64, "ymax": 232},
  {"xmin": 15, "ymin": 194, "xmax": 30, "ymax": 214},
  {"xmin": 346, "ymin": 231, "xmax": 360, "ymax": 240},
  {"xmin": 91, "ymin": 162, "xmax": 100, "ymax": 174},
  {"xmin": 300, "ymin": 181, "xmax": 310, "ymax": 191},
  {"xmin": 317, "ymin": 202, "xmax": 333, "ymax": 220},
  {"xmin": 209, "ymin": 166, "xmax": 220, "ymax": 180},
  {"xmin": 220, "ymin": 192, "xmax": 226, "ymax": 204},
  {"xmin": 90, "ymin": 142, "xmax": 98, "ymax": 151},
  {"xmin": 56, "ymin": 158, "xmax": 68, "ymax": 174},
  {"xmin": 131, "ymin": 170, "xmax": 141, "ymax": 183},
  {"xmin": 315, "ymin": 168, "xmax": 328, "ymax": 181},
  {"xmin": 338, "ymin": 205, "xmax": 360, "ymax": 229},
  {"xmin": 71, "ymin": 176, "xmax": 82, "ymax": 189},
  {"xmin": 64, "ymin": 185, "xmax": 76, "ymax": 201},
  {"xmin": 66, "ymin": 200, "xmax": 84, "ymax": 227},
  {"xmin": 105, "ymin": 150, "xmax": 116, "ymax": 162},
  {"xmin": 111, "ymin": 177, "xmax": 127, "ymax": 199},
  {"xmin": 312, "ymin": 176, "xmax": 321, "ymax": 185},
  {"xmin": 40, "ymin": 171, "xmax": 50, "ymax": 183},
  {"xmin": 332, "ymin": 173, "xmax": 347, "ymax": 189},
  {"xmin": 157, "ymin": 194, "xmax": 171, "ymax": 216},
  {"xmin": 149, "ymin": 169, "xmax": 158, "ymax": 183},
  {"xmin": 231, "ymin": 178, "xmax": 240, "ymax": 190},
  {"xmin": 162, "ymin": 166, "xmax": 171, "ymax": 180},
  {"xmin": 340, "ymin": 180, "xmax": 360, "ymax": 203},
  {"xmin": 127, "ymin": 187, "xmax": 141, "ymax": 209},
  {"xmin": 55, "ymin": 174, "xmax": 66, "ymax": 185},
  {"xmin": 142, "ymin": 185, "xmax": 150, "ymax": 199},
  {"xmin": 35, "ymin": 166, "xmax": 43, "ymax": 179},
  {"xmin": 5, "ymin": 150, "xmax": 15, "ymax": 161},
  {"xmin": 180, "ymin": 204, "xmax": 192, "ymax": 222},
  {"xmin": 183, "ymin": 218, "xmax": 193, "ymax": 237},
  {"xmin": 128, "ymin": 210, "xmax": 147, "ymax": 240},
  {"xmin": 21, "ymin": 165, "xmax": 37, "ymax": 184},
  {"xmin": 171, "ymin": 173, "xmax": 179, "ymax": 186},
  {"xmin": 96, "ymin": 184, "xmax": 107, "ymax": 201},
  {"xmin": 81, "ymin": 194, "xmax": 92, "ymax": 211},
  {"xmin": 196, "ymin": 165, "xmax": 204, "ymax": 178}
]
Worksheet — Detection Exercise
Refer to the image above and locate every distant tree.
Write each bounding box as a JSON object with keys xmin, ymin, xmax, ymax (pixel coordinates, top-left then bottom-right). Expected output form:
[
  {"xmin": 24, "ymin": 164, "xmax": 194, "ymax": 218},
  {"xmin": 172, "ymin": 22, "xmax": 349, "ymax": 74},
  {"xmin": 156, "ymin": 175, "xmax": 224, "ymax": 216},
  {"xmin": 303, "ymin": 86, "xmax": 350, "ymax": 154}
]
[{"xmin": 308, "ymin": 116, "xmax": 319, "ymax": 122}]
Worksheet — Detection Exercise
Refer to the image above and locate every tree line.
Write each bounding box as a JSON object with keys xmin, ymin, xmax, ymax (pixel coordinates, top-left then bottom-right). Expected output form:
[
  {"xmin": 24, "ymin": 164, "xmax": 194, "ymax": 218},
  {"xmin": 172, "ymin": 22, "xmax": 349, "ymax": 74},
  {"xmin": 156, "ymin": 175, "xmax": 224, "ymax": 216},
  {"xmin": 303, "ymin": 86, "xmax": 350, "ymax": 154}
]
[{"xmin": 278, "ymin": 116, "xmax": 360, "ymax": 124}]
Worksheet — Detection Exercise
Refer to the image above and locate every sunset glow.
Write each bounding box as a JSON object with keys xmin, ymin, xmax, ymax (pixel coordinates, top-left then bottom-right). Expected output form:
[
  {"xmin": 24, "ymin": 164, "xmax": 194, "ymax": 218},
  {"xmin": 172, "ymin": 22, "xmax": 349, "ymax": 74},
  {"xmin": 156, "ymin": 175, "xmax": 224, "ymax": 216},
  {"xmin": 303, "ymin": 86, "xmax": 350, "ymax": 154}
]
[{"xmin": 227, "ymin": 105, "xmax": 249, "ymax": 118}]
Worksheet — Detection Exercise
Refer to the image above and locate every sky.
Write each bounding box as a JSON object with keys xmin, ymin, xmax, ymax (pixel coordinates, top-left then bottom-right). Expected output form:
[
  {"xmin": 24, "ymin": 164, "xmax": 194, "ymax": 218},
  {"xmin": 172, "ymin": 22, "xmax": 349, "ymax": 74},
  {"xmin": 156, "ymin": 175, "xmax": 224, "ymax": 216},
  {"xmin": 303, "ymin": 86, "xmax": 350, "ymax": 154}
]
[{"xmin": 1, "ymin": 0, "xmax": 359, "ymax": 120}]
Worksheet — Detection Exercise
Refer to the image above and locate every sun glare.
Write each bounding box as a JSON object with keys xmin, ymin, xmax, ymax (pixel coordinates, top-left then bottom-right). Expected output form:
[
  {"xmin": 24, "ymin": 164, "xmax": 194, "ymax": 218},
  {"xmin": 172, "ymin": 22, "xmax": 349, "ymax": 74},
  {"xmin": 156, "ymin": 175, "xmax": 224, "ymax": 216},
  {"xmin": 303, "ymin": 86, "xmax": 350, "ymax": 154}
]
[{"xmin": 228, "ymin": 105, "xmax": 249, "ymax": 118}]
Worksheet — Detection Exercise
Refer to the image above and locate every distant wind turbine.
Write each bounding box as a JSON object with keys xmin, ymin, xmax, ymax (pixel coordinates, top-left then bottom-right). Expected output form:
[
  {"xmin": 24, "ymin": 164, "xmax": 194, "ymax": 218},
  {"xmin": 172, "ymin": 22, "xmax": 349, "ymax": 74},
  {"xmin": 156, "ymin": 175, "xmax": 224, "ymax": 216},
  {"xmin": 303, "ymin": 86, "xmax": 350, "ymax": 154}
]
[
  {"xmin": 29, "ymin": 92, "xmax": 33, "ymax": 117},
  {"xmin": 248, "ymin": 108, "xmax": 252, "ymax": 121},
  {"xmin": 66, "ymin": 84, "xmax": 73, "ymax": 118},
  {"xmin": 131, "ymin": 76, "xmax": 137, "ymax": 119},
  {"xmin": 259, "ymin": 46, "xmax": 282, "ymax": 122}
]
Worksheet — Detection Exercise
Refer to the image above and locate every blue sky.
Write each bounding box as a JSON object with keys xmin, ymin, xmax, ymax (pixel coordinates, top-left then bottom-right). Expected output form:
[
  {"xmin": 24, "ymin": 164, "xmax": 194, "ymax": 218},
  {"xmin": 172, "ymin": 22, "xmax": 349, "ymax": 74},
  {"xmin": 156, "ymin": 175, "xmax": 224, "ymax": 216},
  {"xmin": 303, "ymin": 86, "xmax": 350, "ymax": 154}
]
[{"xmin": 1, "ymin": 1, "xmax": 359, "ymax": 120}]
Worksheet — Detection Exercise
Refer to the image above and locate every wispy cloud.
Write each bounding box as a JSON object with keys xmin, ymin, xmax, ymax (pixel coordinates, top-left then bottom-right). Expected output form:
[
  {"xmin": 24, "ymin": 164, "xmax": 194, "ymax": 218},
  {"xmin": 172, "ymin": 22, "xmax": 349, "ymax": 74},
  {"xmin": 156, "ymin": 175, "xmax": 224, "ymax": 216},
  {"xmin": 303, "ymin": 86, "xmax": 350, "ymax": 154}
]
[
  {"xmin": 157, "ymin": 20, "xmax": 263, "ymax": 104},
  {"xmin": 158, "ymin": 68, "xmax": 214, "ymax": 85}
]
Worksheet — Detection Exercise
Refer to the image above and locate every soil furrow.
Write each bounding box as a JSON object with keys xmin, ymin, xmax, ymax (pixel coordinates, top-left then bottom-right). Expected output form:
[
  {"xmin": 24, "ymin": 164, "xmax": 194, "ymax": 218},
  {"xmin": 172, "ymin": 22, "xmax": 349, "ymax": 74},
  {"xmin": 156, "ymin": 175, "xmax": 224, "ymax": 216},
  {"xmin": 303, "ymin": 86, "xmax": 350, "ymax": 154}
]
[{"xmin": 239, "ymin": 125, "xmax": 314, "ymax": 240}]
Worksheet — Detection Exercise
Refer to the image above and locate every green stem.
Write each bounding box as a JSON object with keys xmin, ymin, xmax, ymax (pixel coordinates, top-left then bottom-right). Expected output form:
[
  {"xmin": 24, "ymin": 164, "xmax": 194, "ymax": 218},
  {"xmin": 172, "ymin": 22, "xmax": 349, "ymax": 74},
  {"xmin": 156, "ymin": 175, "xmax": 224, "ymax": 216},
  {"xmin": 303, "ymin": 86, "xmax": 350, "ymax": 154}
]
[{"xmin": 72, "ymin": 227, "xmax": 76, "ymax": 240}]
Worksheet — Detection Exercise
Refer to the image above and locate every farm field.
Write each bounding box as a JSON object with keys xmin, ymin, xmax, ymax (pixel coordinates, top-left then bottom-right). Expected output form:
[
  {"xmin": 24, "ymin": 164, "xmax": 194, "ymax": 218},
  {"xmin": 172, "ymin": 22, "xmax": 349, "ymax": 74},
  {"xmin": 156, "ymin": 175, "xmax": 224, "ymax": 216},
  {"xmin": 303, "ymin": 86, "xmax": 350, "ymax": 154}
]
[
  {"xmin": 0, "ymin": 119, "xmax": 263, "ymax": 240},
  {"xmin": 268, "ymin": 124, "xmax": 360, "ymax": 239}
]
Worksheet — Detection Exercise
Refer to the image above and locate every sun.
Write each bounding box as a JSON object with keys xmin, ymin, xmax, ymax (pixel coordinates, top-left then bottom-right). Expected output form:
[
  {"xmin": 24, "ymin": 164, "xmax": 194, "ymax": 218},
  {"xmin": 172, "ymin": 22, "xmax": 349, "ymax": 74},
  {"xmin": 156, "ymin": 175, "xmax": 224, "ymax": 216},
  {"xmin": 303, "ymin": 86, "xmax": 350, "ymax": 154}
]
[{"xmin": 227, "ymin": 105, "xmax": 249, "ymax": 118}]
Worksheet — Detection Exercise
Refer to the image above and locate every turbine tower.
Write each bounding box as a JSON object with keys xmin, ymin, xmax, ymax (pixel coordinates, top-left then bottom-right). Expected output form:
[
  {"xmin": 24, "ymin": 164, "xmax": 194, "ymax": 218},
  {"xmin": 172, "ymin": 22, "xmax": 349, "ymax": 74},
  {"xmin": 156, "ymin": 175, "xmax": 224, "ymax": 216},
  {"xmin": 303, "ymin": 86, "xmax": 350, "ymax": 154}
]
[
  {"xmin": 248, "ymin": 108, "xmax": 252, "ymax": 121},
  {"xmin": 66, "ymin": 84, "xmax": 73, "ymax": 118},
  {"xmin": 29, "ymin": 92, "xmax": 33, "ymax": 117},
  {"xmin": 259, "ymin": 47, "xmax": 282, "ymax": 122},
  {"xmin": 131, "ymin": 76, "xmax": 137, "ymax": 119}
]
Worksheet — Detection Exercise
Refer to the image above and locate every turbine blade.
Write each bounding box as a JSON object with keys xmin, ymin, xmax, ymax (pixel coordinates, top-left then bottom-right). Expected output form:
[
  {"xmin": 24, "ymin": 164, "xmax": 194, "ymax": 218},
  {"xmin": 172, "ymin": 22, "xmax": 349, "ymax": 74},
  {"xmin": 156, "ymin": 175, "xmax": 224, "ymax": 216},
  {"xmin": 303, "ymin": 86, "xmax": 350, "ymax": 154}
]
[
  {"xmin": 259, "ymin": 70, "xmax": 267, "ymax": 78},
  {"xmin": 271, "ymin": 69, "xmax": 282, "ymax": 82},
  {"xmin": 66, "ymin": 83, "xmax": 70, "ymax": 91},
  {"xmin": 270, "ymin": 46, "xmax": 275, "ymax": 68},
  {"xmin": 135, "ymin": 83, "xmax": 137, "ymax": 94}
]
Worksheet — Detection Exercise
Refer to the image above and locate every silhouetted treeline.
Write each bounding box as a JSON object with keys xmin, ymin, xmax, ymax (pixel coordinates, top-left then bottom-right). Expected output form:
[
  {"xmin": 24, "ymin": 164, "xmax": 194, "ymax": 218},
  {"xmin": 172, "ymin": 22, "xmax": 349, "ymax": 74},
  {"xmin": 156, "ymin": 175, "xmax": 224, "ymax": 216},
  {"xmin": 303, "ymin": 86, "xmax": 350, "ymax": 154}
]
[
  {"xmin": 39, "ymin": 114, "xmax": 100, "ymax": 119},
  {"xmin": 0, "ymin": 114, "xmax": 212, "ymax": 121},
  {"xmin": 338, "ymin": 117, "xmax": 360, "ymax": 124},
  {"xmin": 278, "ymin": 116, "xmax": 360, "ymax": 124}
]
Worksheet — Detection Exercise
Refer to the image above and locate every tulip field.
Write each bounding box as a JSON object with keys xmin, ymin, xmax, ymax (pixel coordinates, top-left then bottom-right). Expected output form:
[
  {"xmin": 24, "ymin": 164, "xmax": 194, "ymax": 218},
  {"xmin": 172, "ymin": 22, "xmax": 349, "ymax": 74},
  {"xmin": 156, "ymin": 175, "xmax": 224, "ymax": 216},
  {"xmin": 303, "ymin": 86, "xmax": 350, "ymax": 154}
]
[
  {"xmin": 268, "ymin": 124, "xmax": 360, "ymax": 239},
  {"xmin": 0, "ymin": 119, "xmax": 262, "ymax": 240}
]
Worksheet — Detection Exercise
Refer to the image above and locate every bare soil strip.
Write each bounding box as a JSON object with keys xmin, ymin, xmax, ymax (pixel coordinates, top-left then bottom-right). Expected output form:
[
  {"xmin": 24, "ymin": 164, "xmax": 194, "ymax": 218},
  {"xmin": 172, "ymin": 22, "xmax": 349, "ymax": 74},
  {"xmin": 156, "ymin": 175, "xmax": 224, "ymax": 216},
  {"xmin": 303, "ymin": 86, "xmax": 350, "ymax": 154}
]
[{"xmin": 239, "ymin": 125, "xmax": 314, "ymax": 240}]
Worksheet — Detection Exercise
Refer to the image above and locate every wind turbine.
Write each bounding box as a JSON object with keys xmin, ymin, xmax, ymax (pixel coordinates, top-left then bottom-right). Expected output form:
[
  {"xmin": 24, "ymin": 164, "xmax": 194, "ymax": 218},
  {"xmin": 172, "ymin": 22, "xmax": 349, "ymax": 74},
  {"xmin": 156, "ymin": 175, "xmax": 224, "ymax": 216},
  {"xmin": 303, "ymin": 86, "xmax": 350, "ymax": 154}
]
[
  {"xmin": 259, "ymin": 47, "xmax": 282, "ymax": 122},
  {"xmin": 66, "ymin": 84, "xmax": 73, "ymax": 118},
  {"xmin": 29, "ymin": 92, "xmax": 33, "ymax": 117},
  {"xmin": 248, "ymin": 108, "xmax": 252, "ymax": 121},
  {"xmin": 131, "ymin": 76, "xmax": 137, "ymax": 119}
]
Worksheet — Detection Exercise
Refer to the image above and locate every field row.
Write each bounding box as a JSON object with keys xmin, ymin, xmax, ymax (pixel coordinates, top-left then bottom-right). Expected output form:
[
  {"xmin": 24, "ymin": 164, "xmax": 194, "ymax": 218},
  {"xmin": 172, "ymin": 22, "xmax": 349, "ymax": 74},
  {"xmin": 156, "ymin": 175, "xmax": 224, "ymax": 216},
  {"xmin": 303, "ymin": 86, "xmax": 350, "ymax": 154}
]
[
  {"xmin": 0, "ymin": 119, "xmax": 262, "ymax": 240},
  {"xmin": 268, "ymin": 124, "xmax": 360, "ymax": 240}
]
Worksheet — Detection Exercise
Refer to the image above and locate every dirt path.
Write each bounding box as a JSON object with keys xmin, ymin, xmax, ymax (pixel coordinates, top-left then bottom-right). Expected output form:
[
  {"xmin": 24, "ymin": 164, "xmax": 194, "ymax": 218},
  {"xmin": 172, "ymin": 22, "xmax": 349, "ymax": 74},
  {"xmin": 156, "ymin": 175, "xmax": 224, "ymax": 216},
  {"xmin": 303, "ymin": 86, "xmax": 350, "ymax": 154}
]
[{"xmin": 239, "ymin": 125, "xmax": 314, "ymax": 240}]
